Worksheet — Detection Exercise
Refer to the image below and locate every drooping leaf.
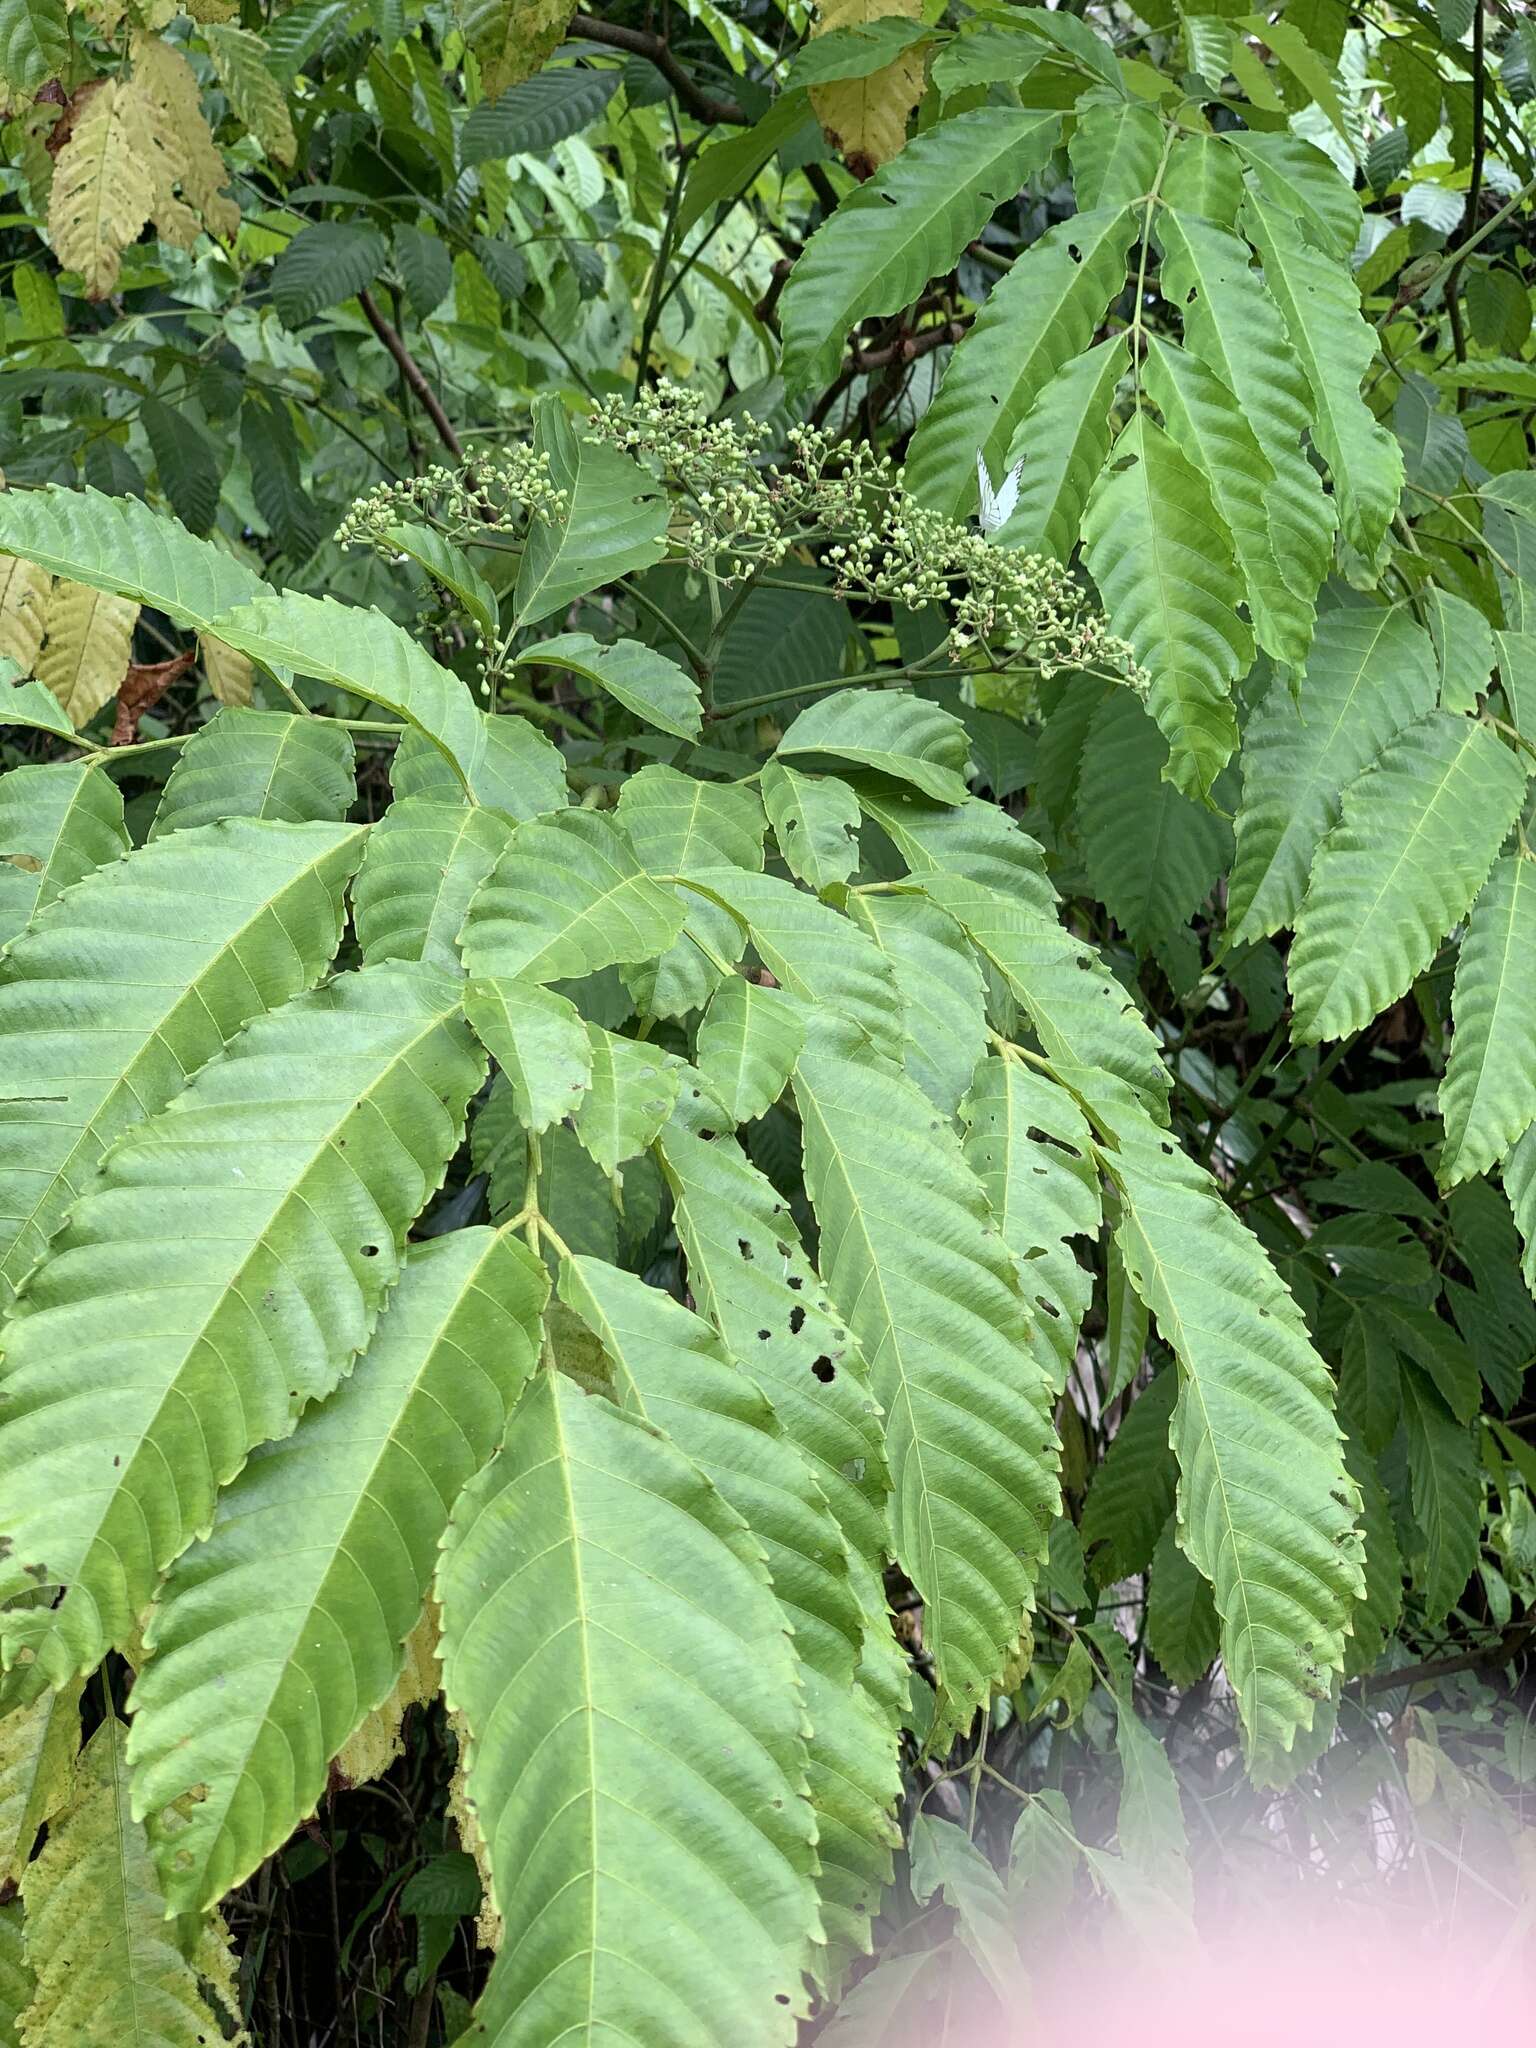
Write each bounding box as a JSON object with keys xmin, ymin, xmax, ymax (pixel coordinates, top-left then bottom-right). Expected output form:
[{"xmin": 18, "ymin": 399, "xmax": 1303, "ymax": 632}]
[
  {"xmin": 1439, "ymin": 855, "xmax": 1536, "ymax": 1187},
  {"xmin": 694, "ymin": 978, "xmax": 807, "ymax": 1126},
  {"xmin": 1081, "ymin": 1365, "xmax": 1178, "ymax": 1586},
  {"xmin": 379, "ymin": 521, "xmax": 498, "ymax": 646},
  {"xmin": 516, "ymin": 630, "xmax": 702, "ymax": 740},
  {"xmin": 845, "ymin": 890, "xmax": 988, "ymax": 1116},
  {"xmin": 794, "ymin": 1023, "xmax": 1059, "ymax": 1740},
  {"xmin": 1081, "ymin": 417, "xmax": 1251, "ymax": 801},
  {"xmin": 0, "ymin": 961, "xmax": 484, "ymax": 1694},
  {"xmin": 271, "ymin": 221, "xmax": 388, "ymax": 326},
  {"xmin": 907, "ymin": 1815, "xmax": 1025, "ymax": 2008},
  {"xmin": 0, "ymin": 760, "xmax": 126, "ymax": 950},
  {"xmin": 126, "ymin": 1229, "xmax": 545, "ymax": 1911},
  {"xmin": 459, "ymin": 0, "xmax": 577, "ymax": 96},
  {"xmin": 1289, "ymin": 712, "xmax": 1528, "ymax": 1044},
  {"xmin": 781, "ymin": 108, "xmax": 1061, "ymax": 392},
  {"xmin": 1144, "ymin": 1520, "xmax": 1220, "ymax": 1686},
  {"xmin": 435, "ymin": 1369, "xmax": 822, "ymax": 2044},
  {"xmin": 986, "ymin": 336, "xmax": 1127, "ymax": 563},
  {"xmin": 1227, "ymin": 608, "xmax": 1438, "ymax": 944},
  {"xmin": 203, "ymin": 21, "xmax": 296, "ymax": 165},
  {"xmin": 1424, "ymin": 587, "xmax": 1495, "ymax": 714},
  {"xmin": 777, "ymin": 687, "xmax": 970, "ymax": 804},
  {"xmin": 0, "ymin": 1680, "xmax": 81, "ymax": 1887},
  {"xmin": 150, "ymin": 710, "xmax": 356, "ymax": 838},
  {"xmin": 460, "ymin": 64, "xmax": 619, "ymax": 162},
  {"xmin": 46, "ymin": 80, "xmax": 157, "ymax": 299},
  {"xmin": 352, "ymin": 798, "xmax": 512, "ymax": 970},
  {"xmin": 465, "ymin": 977, "xmax": 592, "ymax": 1133},
  {"xmin": 34, "ymin": 580, "xmax": 138, "ymax": 729},
  {"xmin": 1399, "ymin": 1367, "xmax": 1481, "ymax": 1623},
  {"xmin": 140, "ymin": 396, "xmax": 222, "ymax": 539},
  {"xmin": 0, "ymin": 816, "xmax": 365, "ymax": 1308},
  {"xmin": 513, "ymin": 401, "xmax": 668, "ymax": 627}
]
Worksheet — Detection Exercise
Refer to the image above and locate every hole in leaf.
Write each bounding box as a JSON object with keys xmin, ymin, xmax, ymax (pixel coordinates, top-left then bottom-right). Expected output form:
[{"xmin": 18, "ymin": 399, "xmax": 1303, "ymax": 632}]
[
  {"xmin": 811, "ymin": 1356, "xmax": 835, "ymax": 1382},
  {"xmin": 737, "ymin": 1238, "xmax": 754, "ymax": 1260},
  {"xmin": 360, "ymin": 1244, "xmax": 379, "ymax": 1258},
  {"xmin": 789, "ymin": 1305, "xmax": 805, "ymax": 1334}
]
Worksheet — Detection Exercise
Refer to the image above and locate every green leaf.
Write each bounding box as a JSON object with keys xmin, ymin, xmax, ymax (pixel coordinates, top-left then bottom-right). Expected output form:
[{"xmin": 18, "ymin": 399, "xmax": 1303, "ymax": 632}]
[
  {"xmin": 392, "ymin": 224, "xmax": 452, "ymax": 318},
  {"xmin": 1159, "ymin": 131, "xmax": 1245, "ymax": 224},
  {"xmin": 271, "ymin": 221, "xmax": 388, "ymax": 326},
  {"xmin": 390, "ymin": 709, "xmax": 568, "ymax": 821},
  {"xmin": 202, "ymin": 21, "xmax": 296, "ymax": 166},
  {"xmin": 1081, "ymin": 1071, "xmax": 1365, "ymax": 1764},
  {"xmin": 694, "ymin": 979, "xmax": 806, "ymax": 1125},
  {"xmin": 907, "ymin": 1816, "xmax": 1024, "ymax": 2008},
  {"xmin": 0, "ymin": 1679, "xmax": 82, "ymax": 1887},
  {"xmin": 905, "ymin": 205, "xmax": 1138, "ymax": 519},
  {"xmin": 761, "ymin": 760, "xmax": 860, "ymax": 893},
  {"xmin": 794, "ymin": 1026, "xmax": 1059, "ymax": 1740},
  {"xmin": 1340, "ymin": 1430, "xmax": 1403, "ymax": 1678},
  {"xmin": 687, "ymin": 866, "xmax": 902, "ymax": 1064},
  {"xmin": 0, "ymin": 962, "xmax": 483, "ymax": 1694},
  {"xmin": 1069, "ymin": 97, "xmax": 1163, "ymax": 209},
  {"xmin": 516, "ymin": 630, "xmax": 701, "ymax": 740},
  {"xmin": 0, "ymin": 485, "xmax": 268, "ymax": 637},
  {"xmin": 381, "ymin": 521, "xmax": 498, "ymax": 645},
  {"xmin": 0, "ymin": 666, "xmax": 75, "ymax": 741},
  {"xmin": 1504, "ymin": 1125, "xmax": 1536, "ymax": 1299},
  {"xmin": 352, "ymin": 798, "xmax": 512, "ymax": 970},
  {"xmin": 613, "ymin": 765, "xmax": 764, "ymax": 1019},
  {"xmin": 845, "ymin": 891, "xmax": 988, "ymax": 1116},
  {"xmin": 126, "ymin": 1229, "xmax": 546, "ymax": 1911},
  {"xmin": 1424, "ymin": 587, "xmax": 1495, "ymax": 714},
  {"xmin": 0, "ymin": 760, "xmax": 126, "ymax": 951},
  {"xmin": 960, "ymin": 1057, "xmax": 1100, "ymax": 1390},
  {"xmin": 203, "ymin": 589, "xmax": 487, "ymax": 796},
  {"xmin": 1109, "ymin": 1691, "xmax": 1192, "ymax": 1922},
  {"xmin": 150, "ymin": 709, "xmax": 356, "ymax": 838},
  {"xmin": 460, "ymin": 65, "xmax": 619, "ymax": 162},
  {"xmin": 1077, "ymin": 689, "xmax": 1230, "ymax": 951},
  {"xmin": 1102, "ymin": 1231, "xmax": 1150, "ymax": 1401},
  {"xmin": 1394, "ymin": 376, "xmax": 1469, "ymax": 495},
  {"xmin": 459, "ymin": 808, "xmax": 684, "ymax": 984},
  {"xmin": 1145, "ymin": 1520, "xmax": 1219, "ymax": 1686},
  {"xmin": 855, "ymin": 783, "xmax": 1051, "ymax": 902},
  {"xmin": 784, "ymin": 15, "xmax": 932, "ymax": 88},
  {"xmin": 141, "ymin": 396, "xmax": 222, "ymax": 538},
  {"xmin": 987, "ymin": 336, "xmax": 1127, "ymax": 563},
  {"xmin": 1240, "ymin": 198, "xmax": 1402, "ymax": 577},
  {"xmin": 1290, "ymin": 712, "xmax": 1529, "ymax": 1043},
  {"xmin": 1400, "ymin": 1368, "xmax": 1481, "ymax": 1622},
  {"xmin": 513, "ymin": 401, "xmax": 668, "ymax": 627},
  {"xmin": 0, "ymin": 817, "xmax": 364, "ymax": 1309},
  {"xmin": 1224, "ymin": 131, "xmax": 1361, "ymax": 256},
  {"xmin": 0, "ymin": 0, "xmax": 69, "ymax": 96},
  {"xmin": 573, "ymin": 1024, "xmax": 682, "ymax": 1175},
  {"xmin": 1227, "ymin": 608, "xmax": 1438, "ymax": 945},
  {"xmin": 1156, "ymin": 208, "xmax": 1333, "ymax": 644},
  {"xmin": 19, "ymin": 1721, "xmax": 240, "ymax": 2048},
  {"xmin": 777, "ymin": 687, "xmax": 970, "ymax": 804},
  {"xmin": 1439, "ymin": 855, "xmax": 1536, "ymax": 1187},
  {"xmin": 781, "ymin": 108, "xmax": 1062, "ymax": 392},
  {"xmin": 1081, "ymin": 416, "xmax": 1251, "ymax": 800},
  {"xmin": 435, "ymin": 1370, "xmax": 821, "ymax": 2042},
  {"xmin": 1080, "ymin": 1366, "xmax": 1178, "ymax": 1585},
  {"xmin": 465, "ymin": 977, "xmax": 591, "ymax": 1133},
  {"xmin": 557, "ymin": 1256, "xmax": 900, "ymax": 1971}
]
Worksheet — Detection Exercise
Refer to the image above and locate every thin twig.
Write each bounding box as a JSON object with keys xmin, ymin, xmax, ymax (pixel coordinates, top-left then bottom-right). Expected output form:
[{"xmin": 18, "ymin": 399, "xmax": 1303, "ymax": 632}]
[
  {"xmin": 570, "ymin": 13, "xmax": 747, "ymax": 125},
  {"xmin": 357, "ymin": 288, "xmax": 463, "ymax": 459}
]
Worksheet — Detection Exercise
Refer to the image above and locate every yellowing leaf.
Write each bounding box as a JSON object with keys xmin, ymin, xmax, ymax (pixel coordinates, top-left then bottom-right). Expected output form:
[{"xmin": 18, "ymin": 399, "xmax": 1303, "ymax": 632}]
[
  {"xmin": 810, "ymin": 0, "xmax": 926, "ymax": 177},
  {"xmin": 460, "ymin": 0, "xmax": 577, "ymax": 98},
  {"xmin": 333, "ymin": 1608, "xmax": 441, "ymax": 1790},
  {"xmin": 131, "ymin": 33, "xmax": 240, "ymax": 242},
  {"xmin": 0, "ymin": 1682, "xmax": 82, "ymax": 1888},
  {"xmin": 199, "ymin": 632, "xmax": 253, "ymax": 706},
  {"xmin": 202, "ymin": 22, "xmax": 296, "ymax": 170},
  {"xmin": 36, "ymin": 579, "xmax": 139, "ymax": 729},
  {"xmin": 45, "ymin": 79, "xmax": 158, "ymax": 299},
  {"xmin": 0, "ymin": 559, "xmax": 50, "ymax": 676}
]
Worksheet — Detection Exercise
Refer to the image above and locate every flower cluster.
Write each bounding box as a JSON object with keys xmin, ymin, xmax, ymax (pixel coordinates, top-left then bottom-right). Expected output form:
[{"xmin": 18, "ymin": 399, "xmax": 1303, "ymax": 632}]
[{"xmin": 334, "ymin": 445, "xmax": 571, "ymax": 552}]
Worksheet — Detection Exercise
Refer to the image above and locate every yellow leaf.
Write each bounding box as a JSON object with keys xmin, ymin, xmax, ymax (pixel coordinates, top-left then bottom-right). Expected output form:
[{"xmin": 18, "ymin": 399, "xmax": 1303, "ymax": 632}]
[
  {"xmin": 460, "ymin": 0, "xmax": 577, "ymax": 98},
  {"xmin": 0, "ymin": 1684, "xmax": 82, "ymax": 1889},
  {"xmin": 332, "ymin": 1607, "xmax": 441, "ymax": 1791},
  {"xmin": 810, "ymin": 0, "xmax": 926, "ymax": 177},
  {"xmin": 0, "ymin": 560, "xmax": 50, "ymax": 676},
  {"xmin": 198, "ymin": 633, "xmax": 253, "ymax": 707},
  {"xmin": 446, "ymin": 1709, "xmax": 501, "ymax": 1952},
  {"xmin": 45, "ymin": 79, "xmax": 157, "ymax": 298},
  {"xmin": 17, "ymin": 1719, "xmax": 246, "ymax": 2048},
  {"xmin": 131, "ymin": 35, "xmax": 240, "ymax": 242},
  {"xmin": 36, "ymin": 580, "xmax": 139, "ymax": 729}
]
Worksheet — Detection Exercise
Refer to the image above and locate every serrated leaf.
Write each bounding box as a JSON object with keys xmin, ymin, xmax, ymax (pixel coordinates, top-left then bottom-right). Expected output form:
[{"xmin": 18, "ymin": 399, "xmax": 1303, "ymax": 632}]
[
  {"xmin": 1081, "ymin": 1365, "xmax": 1178, "ymax": 1585},
  {"xmin": 435, "ymin": 1370, "xmax": 821, "ymax": 2043},
  {"xmin": 1424, "ymin": 587, "xmax": 1495, "ymax": 714},
  {"xmin": 460, "ymin": 0, "xmax": 576, "ymax": 96},
  {"xmin": 0, "ymin": 0, "xmax": 68, "ymax": 97},
  {"xmin": 18, "ymin": 1720, "xmax": 239, "ymax": 2048},
  {"xmin": 271, "ymin": 221, "xmax": 387, "ymax": 326},
  {"xmin": 1290, "ymin": 712, "xmax": 1528, "ymax": 1043},
  {"xmin": 0, "ymin": 961, "xmax": 484, "ymax": 1695},
  {"xmin": 1081, "ymin": 415, "xmax": 1251, "ymax": 801},
  {"xmin": 353, "ymin": 797, "xmax": 512, "ymax": 970},
  {"xmin": 465, "ymin": 977, "xmax": 590, "ymax": 1134},
  {"xmin": 517, "ymin": 630, "xmax": 701, "ymax": 740},
  {"xmin": 34, "ymin": 577, "xmax": 137, "ymax": 729},
  {"xmin": 391, "ymin": 710, "xmax": 567, "ymax": 821},
  {"xmin": 905, "ymin": 205, "xmax": 1138, "ymax": 519},
  {"xmin": 788, "ymin": 7, "xmax": 929, "ymax": 90},
  {"xmin": 125, "ymin": 1229, "xmax": 542, "ymax": 1910},
  {"xmin": 1504, "ymin": 1125, "xmax": 1536, "ymax": 1300},
  {"xmin": 1394, "ymin": 375, "xmax": 1469, "ymax": 496},
  {"xmin": 513, "ymin": 401, "xmax": 668, "ymax": 627},
  {"xmin": 1079, "ymin": 1070, "xmax": 1365, "ymax": 1764},
  {"xmin": 1439, "ymin": 855, "xmax": 1536, "ymax": 1186},
  {"xmin": 1156, "ymin": 207, "xmax": 1334, "ymax": 637},
  {"xmin": 151, "ymin": 709, "xmax": 355, "ymax": 838},
  {"xmin": 0, "ymin": 817, "xmax": 364, "ymax": 1310},
  {"xmin": 1228, "ymin": 608, "xmax": 1438, "ymax": 944},
  {"xmin": 0, "ymin": 1680, "xmax": 81, "ymax": 1887},
  {"xmin": 907, "ymin": 1815, "xmax": 1024, "ymax": 2008},
  {"xmin": 612, "ymin": 765, "xmax": 762, "ymax": 1019},
  {"xmin": 761, "ymin": 760, "xmax": 860, "ymax": 893},
  {"xmin": 987, "ymin": 336, "xmax": 1127, "ymax": 563},
  {"xmin": 1069, "ymin": 97, "xmax": 1162, "ymax": 209},
  {"xmin": 572, "ymin": 1023, "xmax": 682, "ymax": 1176},
  {"xmin": 960, "ymin": 1057, "xmax": 1100, "ymax": 1389},
  {"xmin": 794, "ymin": 1024, "xmax": 1060, "ymax": 1740},
  {"xmin": 778, "ymin": 687, "xmax": 969, "ymax": 803},
  {"xmin": 695, "ymin": 978, "xmax": 806, "ymax": 1125},
  {"xmin": 1078, "ymin": 689, "xmax": 1229, "ymax": 951},
  {"xmin": 460, "ymin": 808, "xmax": 683, "ymax": 984},
  {"xmin": 203, "ymin": 20, "xmax": 295, "ymax": 164},
  {"xmin": 0, "ymin": 560, "xmax": 49, "ymax": 678},
  {"xmin": 45, "ymin": 79, "xmax": 157, "ymax": 299},
  {"xmin": 1159, "ymin": 132, "xmax": 1245, "ymax": 224},
  {"xmin": 0, "ymin": 760, "xmax": 126, "ymax": 949},
  {"xmin": 1225, "ymin": 130, "xmax": 1360, "ymax": 256},
  {"xmin": 460, "ymin": 64, "xmax": 618, "ymax": 162},
  {"xmin": 845, "ymin": 890, "xmax": 988, "ymax": 1115},
  {"xmin": 781, "ymin": 108, "xmax": 1062, "ymax": 393},
  {"xmin": 1241, "ymin": 197, "xmax": 1402, "ymax": 577},
  {"xmin": 1145, "ymin": 1520, "xmax": 1219, "ymax": 1686},
  {"xmin": 393, "ymin": 223, "xmax": 452, "ymax": 317},
  {"xmin": 380, "ymin": 521, "xmax": 498, "ymax": 647},
  {"xmin": 1400, "ymin": 1368, "xmax": 1481, "ymax": 1622}
]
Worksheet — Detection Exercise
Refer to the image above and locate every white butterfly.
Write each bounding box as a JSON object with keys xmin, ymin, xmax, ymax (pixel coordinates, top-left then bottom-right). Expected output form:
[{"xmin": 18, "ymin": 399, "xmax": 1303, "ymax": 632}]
[{"xmin": 975, "ymin": 449, "xmax": 1024, "ymax": 537}]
